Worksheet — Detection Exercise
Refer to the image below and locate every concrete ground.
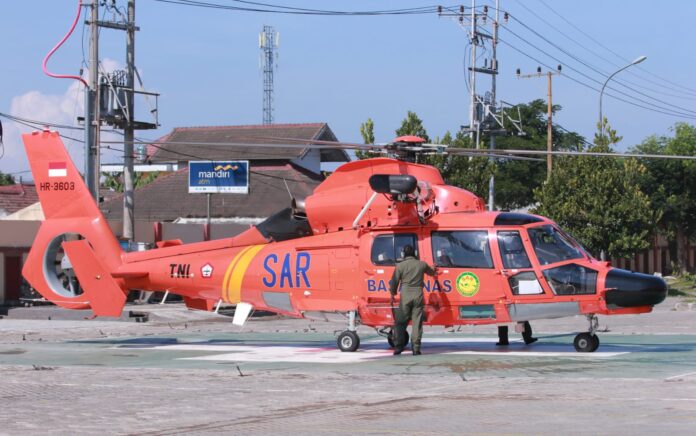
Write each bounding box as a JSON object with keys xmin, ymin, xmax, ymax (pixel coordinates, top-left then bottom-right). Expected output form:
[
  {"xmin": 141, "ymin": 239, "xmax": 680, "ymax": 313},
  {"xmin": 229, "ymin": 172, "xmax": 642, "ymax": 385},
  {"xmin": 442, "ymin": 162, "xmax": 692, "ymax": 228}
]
[{"xmin": 0, "ymin": 298, "xmax": 695, "ymax": 435}]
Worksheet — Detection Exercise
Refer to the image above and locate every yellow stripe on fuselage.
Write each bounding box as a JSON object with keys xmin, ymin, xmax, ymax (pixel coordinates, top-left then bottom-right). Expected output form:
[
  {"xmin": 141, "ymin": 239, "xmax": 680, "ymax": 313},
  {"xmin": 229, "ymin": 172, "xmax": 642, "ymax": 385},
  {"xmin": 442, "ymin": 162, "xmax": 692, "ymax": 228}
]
[
  {"xmin": 226, "ymin": 244, "xmax": 265, "ymax": 304},
  {"xmin": 221, "ymin": 246, "xmax": 254, "ymax": 302}
]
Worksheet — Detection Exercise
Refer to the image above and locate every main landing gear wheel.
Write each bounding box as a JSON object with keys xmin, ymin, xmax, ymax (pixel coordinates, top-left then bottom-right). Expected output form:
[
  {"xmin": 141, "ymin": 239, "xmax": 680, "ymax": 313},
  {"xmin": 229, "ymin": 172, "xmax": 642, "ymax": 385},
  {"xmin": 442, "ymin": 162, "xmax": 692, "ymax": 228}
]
[
  {"xmin": 573, "ymin": 332, "xmax": 600, "ymax": 352},
  {"xmin": 387, "ymin": 329, "xmax": 409, "ymax": 348},
  {"xmin": 337, "ymin": 331, "xmax": 360, "ymax": 352}
]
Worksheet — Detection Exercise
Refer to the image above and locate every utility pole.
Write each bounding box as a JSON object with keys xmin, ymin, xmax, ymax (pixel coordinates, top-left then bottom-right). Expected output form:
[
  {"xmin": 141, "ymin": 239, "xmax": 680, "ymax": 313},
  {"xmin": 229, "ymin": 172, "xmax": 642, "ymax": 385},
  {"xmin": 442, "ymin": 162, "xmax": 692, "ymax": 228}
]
[
  {"xmin": 260, "ymin": 25, "xmax": 279, "ymax": 125},
  {"xmin": 85, "ymin": 0, "xmax": 100, "ymax": 200},
  {"xmin": 517, "ymin": 65, "xmax": 562, "ymax": 179},
  {"xmin": 487, "ymin": 0, "xmax": 499, "ymax": 211},
  {"xmin": 469, "ymin": 1, "xmax": 477, "ymax": 147},
  {"xmin": 438, "ymin": 3, "xmax": 520, "ymax": 210},
  {"xmin": 90, "ymin": 0, "xmax": 158, "ymax": 243},
  {"xmin": 123, "ymin": 0, "xmax": 135, "ymax": 241}
]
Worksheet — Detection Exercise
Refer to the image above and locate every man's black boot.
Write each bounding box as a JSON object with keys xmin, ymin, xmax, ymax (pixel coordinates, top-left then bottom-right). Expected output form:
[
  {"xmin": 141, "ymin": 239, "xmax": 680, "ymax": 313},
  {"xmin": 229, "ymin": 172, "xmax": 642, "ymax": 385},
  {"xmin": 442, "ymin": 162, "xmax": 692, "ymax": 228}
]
[
  {"xmin": 393, "ymin": 347, "xmax": 404, "ymax": 355},
  {"xmin": 496, "ymin": 325, "xmax": 509, "ymax": 346},
  {"xmin": 522, "ymin": 321, "xmax": 537, "ymax": 345}
]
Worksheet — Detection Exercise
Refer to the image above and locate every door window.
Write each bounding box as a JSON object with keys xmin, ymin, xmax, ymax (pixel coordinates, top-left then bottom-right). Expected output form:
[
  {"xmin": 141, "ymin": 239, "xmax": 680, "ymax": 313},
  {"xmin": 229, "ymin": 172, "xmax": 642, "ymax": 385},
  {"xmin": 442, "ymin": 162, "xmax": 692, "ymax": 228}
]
[
  {"xmin": 431, "ymin": 231, "xmax": 493, "ymax": 268},
  {"xmin": 371, "ymin": 233, "xmax": 418, "ymax": 266},
  {"xmin": 497, "ymin": 231, "xmax": 532, "ymax": 269}
]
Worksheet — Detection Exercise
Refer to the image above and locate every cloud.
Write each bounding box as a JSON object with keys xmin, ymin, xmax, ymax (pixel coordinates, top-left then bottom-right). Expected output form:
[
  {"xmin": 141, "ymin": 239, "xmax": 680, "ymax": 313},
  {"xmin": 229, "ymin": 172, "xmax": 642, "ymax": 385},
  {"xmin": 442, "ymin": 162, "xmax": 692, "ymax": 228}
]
[{"xmin": 1, "ymin": 59, "xmax": 124, "ymax": 181}]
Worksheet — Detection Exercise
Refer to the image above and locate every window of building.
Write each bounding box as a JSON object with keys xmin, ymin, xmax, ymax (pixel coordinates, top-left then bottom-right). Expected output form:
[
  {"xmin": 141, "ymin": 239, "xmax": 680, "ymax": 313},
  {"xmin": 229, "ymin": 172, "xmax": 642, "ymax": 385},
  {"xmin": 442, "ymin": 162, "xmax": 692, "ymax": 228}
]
[
  {"xmin": 431, "ymin": 231, "xmax": 493, "ymax": 268},
  {"xmin": 497, "ymin": 231, "xmax": 532, "ymax": 269},
  {"xmin": 371, "ymin": 233, "xmax": 418, "ymax": 266}
]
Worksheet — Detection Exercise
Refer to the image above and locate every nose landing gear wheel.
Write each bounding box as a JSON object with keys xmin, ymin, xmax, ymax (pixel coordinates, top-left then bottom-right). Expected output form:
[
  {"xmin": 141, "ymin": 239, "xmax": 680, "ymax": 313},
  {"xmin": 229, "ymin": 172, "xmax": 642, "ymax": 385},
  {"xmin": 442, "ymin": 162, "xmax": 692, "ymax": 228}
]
[
  {"xmin": 387, "ymin": 329, "xmax": 409, "ymax": 349},
  {"xmin": 573, "ymin": 332, "xmax": 600, "ymax": 352},
  {"xmin": 337, "ymin": 331, "xmax": 360, "ymax": 352}
]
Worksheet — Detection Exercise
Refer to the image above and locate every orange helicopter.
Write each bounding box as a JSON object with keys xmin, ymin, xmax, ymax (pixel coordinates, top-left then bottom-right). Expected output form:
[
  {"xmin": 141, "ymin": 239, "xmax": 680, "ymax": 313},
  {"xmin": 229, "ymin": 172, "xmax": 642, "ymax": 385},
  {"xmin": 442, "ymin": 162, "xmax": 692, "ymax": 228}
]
[{"xmin": 21, "ymin": 130, "xmax": 667, "ymax": 353}]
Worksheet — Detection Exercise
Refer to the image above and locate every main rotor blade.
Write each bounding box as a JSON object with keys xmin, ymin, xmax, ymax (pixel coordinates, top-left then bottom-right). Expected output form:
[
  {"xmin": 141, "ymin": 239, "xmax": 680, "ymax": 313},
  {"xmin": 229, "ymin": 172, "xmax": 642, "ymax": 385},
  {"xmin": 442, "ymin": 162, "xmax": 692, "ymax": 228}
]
[
  {"xmin": 101, "ymin": 139, "xmax": 374, "ymax": 151},
  {"xmin": 102, "ymin": 137, "xmax": 695, "ymax": 161},
  {"xmin": 458, "ymin": 148, "xmax": 696, "ymax": 160},
  {"xmin": 445, "ymin": 149, "xmax": 544, "ymax": 162}
]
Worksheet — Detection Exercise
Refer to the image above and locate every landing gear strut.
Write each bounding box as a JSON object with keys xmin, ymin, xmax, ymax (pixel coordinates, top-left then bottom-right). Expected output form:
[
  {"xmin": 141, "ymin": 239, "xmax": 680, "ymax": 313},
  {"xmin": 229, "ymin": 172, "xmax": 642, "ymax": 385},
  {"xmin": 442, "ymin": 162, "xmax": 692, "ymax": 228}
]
[
  {"xmin": 573, "ymin": 314, "xmax": 600, "ymax": 352},
  {"xmin": 337, "ymin": 310, "xmax": 360, "ymax": 352}
]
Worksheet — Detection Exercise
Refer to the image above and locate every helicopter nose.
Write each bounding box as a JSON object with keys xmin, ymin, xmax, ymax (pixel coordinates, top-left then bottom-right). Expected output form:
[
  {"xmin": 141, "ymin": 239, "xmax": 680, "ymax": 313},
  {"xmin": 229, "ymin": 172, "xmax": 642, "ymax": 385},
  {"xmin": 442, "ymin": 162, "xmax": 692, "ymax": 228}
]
[{"xmin": 604, "ymin": 269, "xmax": 667, "ymax": 308}]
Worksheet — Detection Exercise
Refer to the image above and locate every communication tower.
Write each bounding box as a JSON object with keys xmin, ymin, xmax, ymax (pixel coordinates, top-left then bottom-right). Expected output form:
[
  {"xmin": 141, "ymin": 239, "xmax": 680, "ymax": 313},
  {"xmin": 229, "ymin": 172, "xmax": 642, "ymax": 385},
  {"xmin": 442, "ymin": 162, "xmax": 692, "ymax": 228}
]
[{"xmin": 259, "ymin": 25, "xmax": 279, "ymax": 125}]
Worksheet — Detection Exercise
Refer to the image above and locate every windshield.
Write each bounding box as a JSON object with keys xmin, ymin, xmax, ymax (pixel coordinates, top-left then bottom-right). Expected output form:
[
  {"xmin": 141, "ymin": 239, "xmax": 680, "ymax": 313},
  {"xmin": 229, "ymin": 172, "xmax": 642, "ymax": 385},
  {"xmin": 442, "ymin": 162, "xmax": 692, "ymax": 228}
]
[{"xmin": 527, "ymin": 225, "xmax": 584, "ymax": 265}]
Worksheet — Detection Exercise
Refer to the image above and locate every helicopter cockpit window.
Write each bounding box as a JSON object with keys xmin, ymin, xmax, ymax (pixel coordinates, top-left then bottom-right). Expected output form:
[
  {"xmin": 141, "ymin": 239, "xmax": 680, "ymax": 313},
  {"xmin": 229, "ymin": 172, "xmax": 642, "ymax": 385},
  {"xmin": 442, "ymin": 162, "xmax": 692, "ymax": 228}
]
[
  {"xmin": 431, "ymin": 231, "xmax": 493, "ymax": 268},
  {"xmin": 543, "ymin": 264, "xmax": 597, "ymax": 295},
  {"xmin": 528, "ymin": 225, "xmax": 584, "ymax": 265},
  {"xmin": 497, "ymin": 231, "xmax": 532, "ymax": 269},
  {"xmin": 371, "ymin": 233, "xmax": 418, "ymax": 266}
]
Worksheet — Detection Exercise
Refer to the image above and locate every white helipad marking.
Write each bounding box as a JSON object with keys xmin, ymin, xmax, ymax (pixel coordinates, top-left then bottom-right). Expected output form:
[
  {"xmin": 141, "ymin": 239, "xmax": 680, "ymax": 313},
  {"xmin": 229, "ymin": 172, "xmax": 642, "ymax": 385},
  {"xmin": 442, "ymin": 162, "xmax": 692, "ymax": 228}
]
[
  {"xmin": 448, "ymin": 351, "xmax": 627, "ymax": 357},
  {"xmin": 665, "ymin": 371, "xmax": 696, "ymax": 381},
  {"xmin": 180, "ymin": 346, "xmax": 389, "ymax": 363},
  {"xmin": 115, "ymin": 340, "xmax": 628, "ymax": 363},
  {"xmin": 364, "ymin": 337, "xmax": 502, "ymax": 344}
]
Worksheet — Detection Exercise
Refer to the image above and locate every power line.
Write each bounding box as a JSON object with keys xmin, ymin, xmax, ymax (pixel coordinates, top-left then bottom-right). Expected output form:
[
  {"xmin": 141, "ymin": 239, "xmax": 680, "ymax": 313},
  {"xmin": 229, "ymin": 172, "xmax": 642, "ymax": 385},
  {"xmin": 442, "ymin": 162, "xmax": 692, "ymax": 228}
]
[
  {"xmin": 495, "ymin": 24, "xmax": 696, "ymax": 120},
  {"xmin": 501, "ymin": 11, "xmax": 696, "ymax": 117},
  {"xmin": 150, "ymin": 0, "xmax": 453, "ymax": 15},
  {"xmin": 535, "ymin": 0, "xmax": 696, "ymax": 97},
  {"xmin": 512, "ymin": 0, "xmax": 696, "ymax": 101},
  {"xmin": 0, "ymin": 112, "xmax": 84, "ymax": 131},
  {"xmin": 498, "ymin": 36, "xmax": 696, "ymax": 121}
]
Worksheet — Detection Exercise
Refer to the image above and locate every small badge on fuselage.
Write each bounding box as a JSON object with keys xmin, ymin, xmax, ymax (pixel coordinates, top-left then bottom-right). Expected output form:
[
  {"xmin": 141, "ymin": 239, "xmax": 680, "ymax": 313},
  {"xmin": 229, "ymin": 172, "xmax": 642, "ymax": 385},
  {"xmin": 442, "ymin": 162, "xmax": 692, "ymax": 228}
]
[{"xmin": 201, "ymin": 263, "xmax": 213, "ymax": 278}]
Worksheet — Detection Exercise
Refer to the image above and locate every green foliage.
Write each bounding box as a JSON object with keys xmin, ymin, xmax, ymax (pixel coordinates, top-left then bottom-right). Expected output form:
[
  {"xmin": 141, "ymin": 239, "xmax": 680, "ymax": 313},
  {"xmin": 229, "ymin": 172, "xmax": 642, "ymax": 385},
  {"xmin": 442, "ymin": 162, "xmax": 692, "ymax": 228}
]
[
  {"xmin": 360, "ymin": 118, "xmax": 375, "ymax": 145},
  {"xmin": 632, "ymin": 123, "xmax": 696, "ymax": 274},
  {"xmin": 0, "ymin": 171, "xmax": 14, "ymax": 186},
  {"xmin": 423, "ymin": 130, "xmax": 494, "ymax": 200},
  {"xmin": 102, "ymin": 171, "xmax": 159, "ymax": 193},
  {"xmin": 356, "ymin": 118, "xmax": 375, "ymax": 160},
  {"xmin": 395, "ymin": 110, "xmax": 430, "ymax": 142},
  {"xmin": 491, "ymin": 99, "xmax": 585, "ymax": 209},
  {"xmin": 353, "ymin": 102, "xmax": 586, "ymax": 208},
  {"xmin": 533, "ymin": 121, "xmax": 657, "ymax": 259},
  {"xmin": 594, "ymin": 117, "xmax": 623, "ymax": 148}
]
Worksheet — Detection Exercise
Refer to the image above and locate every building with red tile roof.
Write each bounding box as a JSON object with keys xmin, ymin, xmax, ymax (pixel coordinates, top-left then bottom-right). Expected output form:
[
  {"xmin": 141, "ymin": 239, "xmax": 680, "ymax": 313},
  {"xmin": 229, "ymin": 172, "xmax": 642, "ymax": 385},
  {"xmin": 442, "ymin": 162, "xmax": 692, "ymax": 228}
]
[
  {"xmin": 100, "ymin": 122, "xmax": 348, "ymax": 222},
  {"xmin": 0, "ymin": 184, "xmax": 39, "ymax": 218}
]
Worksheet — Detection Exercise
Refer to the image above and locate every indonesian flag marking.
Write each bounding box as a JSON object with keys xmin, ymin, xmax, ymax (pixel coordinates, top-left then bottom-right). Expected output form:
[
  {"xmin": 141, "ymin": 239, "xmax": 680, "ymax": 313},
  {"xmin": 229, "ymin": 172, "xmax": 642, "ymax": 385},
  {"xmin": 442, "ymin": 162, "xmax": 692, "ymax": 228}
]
[{"xmin": 48, "ymin": 162, "xmax": 67, "ymax": 178}]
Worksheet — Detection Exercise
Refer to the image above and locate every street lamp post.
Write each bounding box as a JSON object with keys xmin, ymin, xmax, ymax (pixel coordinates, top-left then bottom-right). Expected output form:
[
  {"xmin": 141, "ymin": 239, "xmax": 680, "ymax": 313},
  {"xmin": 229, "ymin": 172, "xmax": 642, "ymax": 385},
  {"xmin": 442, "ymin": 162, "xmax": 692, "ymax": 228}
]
[{"xmin": 599, "ymin": 55, "xmax": 647, "ymax": 140}]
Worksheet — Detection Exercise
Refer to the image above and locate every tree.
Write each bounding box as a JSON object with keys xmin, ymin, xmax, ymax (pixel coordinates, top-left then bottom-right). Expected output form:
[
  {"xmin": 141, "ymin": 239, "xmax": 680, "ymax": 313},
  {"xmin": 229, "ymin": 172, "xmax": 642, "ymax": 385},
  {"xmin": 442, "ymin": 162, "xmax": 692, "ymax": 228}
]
[
  {"xmin": 533, "ymin": 120, "xmax": 658, "ymax": 259},
  {"xmin": 360, "ymin": 118, "xmax": 375, "ymax": 145},
  {"xmin": 633, "ymin": 123, "xmax": 696, "ymax": 275},
  {"xmin": 493, "ymin": 100, "xmax": 585, "ymax": 210},
  {"xmin": 395, "ymin": 111, "xmax": 430, "ymax": 142},
  {"xmin": 0, "ymin": 171, "xmax": 14, "ymax": 186},
  {"xmin": 356, "ymin": 118, "xmax": 375, "ymax": 160},
  {"xmin": 423, "ymin": 130, "xmax": 494, "ymax": 200},
  {"xmin": 594, "ymin": 116, "xmax": 623, "ymax": 148},
  {"xmin": 102, "ymin": 171, "xmax": 159, "ymax": 193}
]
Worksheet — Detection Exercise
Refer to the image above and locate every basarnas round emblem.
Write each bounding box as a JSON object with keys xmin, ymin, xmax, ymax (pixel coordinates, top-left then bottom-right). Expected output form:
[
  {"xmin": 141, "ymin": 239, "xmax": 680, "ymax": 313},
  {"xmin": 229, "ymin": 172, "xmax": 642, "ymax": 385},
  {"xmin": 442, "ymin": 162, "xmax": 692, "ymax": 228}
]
[{"xmin": 455, "ymin": 272, "xmax": 480, "ymax": 297}]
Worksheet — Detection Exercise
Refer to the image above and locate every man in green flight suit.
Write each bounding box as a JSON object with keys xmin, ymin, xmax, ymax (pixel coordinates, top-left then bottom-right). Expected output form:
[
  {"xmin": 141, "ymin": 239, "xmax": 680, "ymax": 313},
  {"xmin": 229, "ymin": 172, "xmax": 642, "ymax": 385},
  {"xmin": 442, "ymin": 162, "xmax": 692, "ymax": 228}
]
[{"xmin": 389, "ymin": 244, "xmax": 436, "ymax": 355}]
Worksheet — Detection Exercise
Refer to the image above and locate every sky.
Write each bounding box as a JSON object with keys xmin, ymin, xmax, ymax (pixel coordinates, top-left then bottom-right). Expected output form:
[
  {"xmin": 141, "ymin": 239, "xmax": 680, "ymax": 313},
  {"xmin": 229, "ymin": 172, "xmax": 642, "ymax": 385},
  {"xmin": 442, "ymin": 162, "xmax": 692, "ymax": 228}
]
[{"xmin": 2, "ymin": 0, "xmax": 696, "ymax": 179}]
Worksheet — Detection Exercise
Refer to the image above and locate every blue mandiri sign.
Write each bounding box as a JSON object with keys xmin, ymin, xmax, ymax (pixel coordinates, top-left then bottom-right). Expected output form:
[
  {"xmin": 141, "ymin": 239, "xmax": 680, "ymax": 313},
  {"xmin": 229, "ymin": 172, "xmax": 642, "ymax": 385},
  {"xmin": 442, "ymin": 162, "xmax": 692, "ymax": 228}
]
[{"xmin": 188, "ymin": 161, "xmax": 249, "ymax": 194}]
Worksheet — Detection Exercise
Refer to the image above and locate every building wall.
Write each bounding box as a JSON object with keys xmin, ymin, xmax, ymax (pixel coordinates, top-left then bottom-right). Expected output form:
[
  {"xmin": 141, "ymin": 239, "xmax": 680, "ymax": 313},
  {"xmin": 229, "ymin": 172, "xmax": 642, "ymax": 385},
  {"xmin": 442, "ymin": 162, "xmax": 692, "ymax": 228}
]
[
  {"xmin": 291, "ymin": 148, "xmax": 321, "ymax": 174},
  {"xmin": 0, "ymin": 252, "xmax": 5, "ymax": 304}
]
